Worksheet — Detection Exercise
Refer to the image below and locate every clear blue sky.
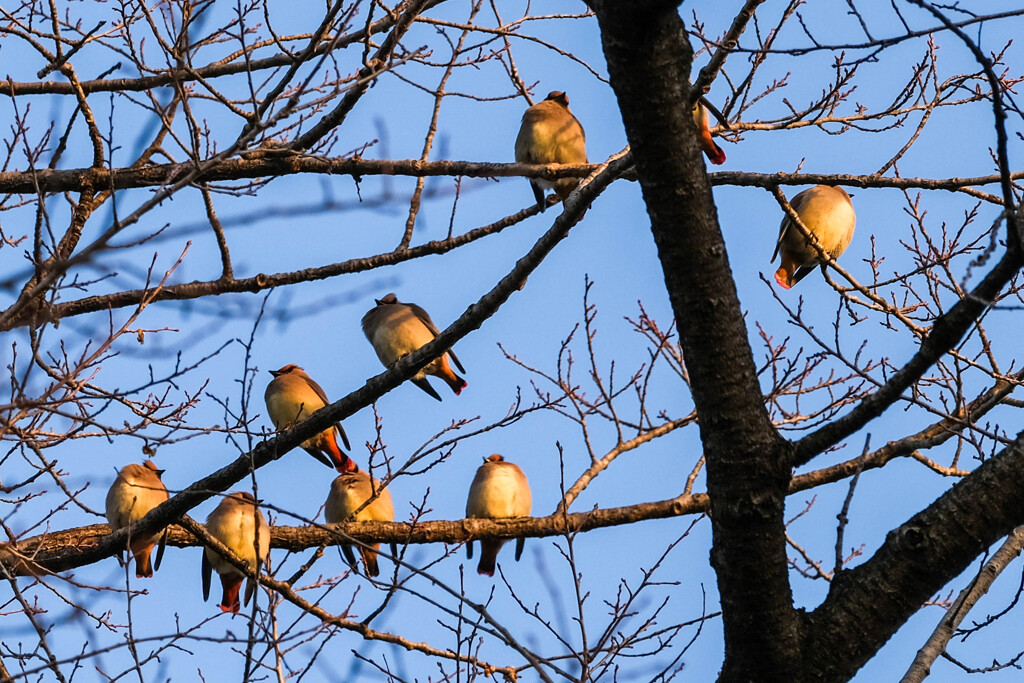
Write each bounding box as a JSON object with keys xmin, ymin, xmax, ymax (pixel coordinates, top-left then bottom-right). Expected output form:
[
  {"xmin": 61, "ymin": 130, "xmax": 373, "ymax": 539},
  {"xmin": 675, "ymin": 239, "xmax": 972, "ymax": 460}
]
[{"xmin": 2, "ymin": 1, "xmax": 1022, "ymax": 681}]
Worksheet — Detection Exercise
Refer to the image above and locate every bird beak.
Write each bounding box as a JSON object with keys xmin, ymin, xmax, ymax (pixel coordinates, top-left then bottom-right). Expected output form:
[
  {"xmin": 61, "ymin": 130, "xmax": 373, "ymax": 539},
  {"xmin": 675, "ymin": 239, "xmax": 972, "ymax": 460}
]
[
  {"xmin": 374, "ymin": 298, "xmax": 384, "ymax": 306},
  {"xmin": 156, "ymin": 469, "xmax": 166, "ymax": 476}
]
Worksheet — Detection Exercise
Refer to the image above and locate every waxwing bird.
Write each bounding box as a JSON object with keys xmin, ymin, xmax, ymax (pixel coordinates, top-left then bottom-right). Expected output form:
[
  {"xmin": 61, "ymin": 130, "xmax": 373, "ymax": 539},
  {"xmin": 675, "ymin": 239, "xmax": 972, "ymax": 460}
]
[
  {"xmin": 265, "ymin": 364, "xmax": 354, "ymax": 473},
  {"xmin": 325, "ymin": 467, "xmax": 396, "ymax": 577},
  {"xmin": 515, "ymin": 91, "xmax": 588, "ymax": 211},
  {"xmin": 105, "ymin": 460, "xmax": 170, "ymax": 578},
  {"xmin": 361, "ymin": 293, "xmax": 467, "ymax": 401},
  {"xmin": 772, "ymin": 185, "xmax": 856, "ymax": 289},
  {"xmin": 202, "ymin": 492, "xmax": 270, "ymax": 614},
  {"xmin": 693, "ymin": 101, "xmax": 726, "ymax": 165},
  {"xmin": 465, "ymin": 454, "xmax": 531, "ymax": 577}
]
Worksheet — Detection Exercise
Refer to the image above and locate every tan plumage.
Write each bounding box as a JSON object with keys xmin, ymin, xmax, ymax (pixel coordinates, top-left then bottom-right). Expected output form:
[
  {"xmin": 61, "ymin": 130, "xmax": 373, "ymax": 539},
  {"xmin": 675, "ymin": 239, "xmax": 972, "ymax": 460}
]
[
  {"xmin": 361, "ymin": 293, "xmax": 466, "ymax": 401},
  {"xmin": 201, "ymin": 492, "xmax": 270, "ymax": 614},
  {"xmin": 465, "ymin": 454, "xmax": 531, "ymax": 577},
  {"xmin": 265, "ymin": 364, "xmax": 353, "ymax": 472},
  {"xmin": 106, "ymin": 460, "xmax": 170, "ymax": 578},
  {"xmin": 325, "ymin": 468, "xmax": 395, "ymax": 577},
  {"xmin": 693, "ymin": 101, "xmax": 726, "ymax": 165},
  {"xmin": 772, "ymin": 185, "xmax": 857, "ymax": 288},
  {"xmin": 515, "ymin": 91, "xmax": 588, "ymax": 211}
]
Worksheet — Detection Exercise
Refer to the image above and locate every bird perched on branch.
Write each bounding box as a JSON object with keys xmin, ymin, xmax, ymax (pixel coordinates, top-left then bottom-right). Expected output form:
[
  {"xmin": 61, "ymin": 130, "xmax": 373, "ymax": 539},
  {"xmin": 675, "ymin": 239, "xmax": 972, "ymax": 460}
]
[
  {"xmin": 105, "ymin": 460, "xmax": 169, "ymax": 578},
  {"xmin": 693, "ymin": 100, "xmax": 727, "ymax": 165},
  {"xmin": 772, "ymin": 185, "xmax": 856, "ymax": 289},
  {"xmin": 201, "ymin": 492, "xmax": 270, "ymax": 614},
  {"xmin": 361, "ymin": 293, "xmax": 467, "ymax": 401},
  {"xmin": 265, "ymin": 364, "xmax": 354, "ymax": 472},
  {"xmin": 515, "ymin": 91, "xmax": 588, "ymax": 211},
  {"xmin": 325, "ymin": 467, "xmax": 396, "ymax": 578},
  {"xmin": 466, "ymin": 454, "xmax": 532, "ymax": 577}
]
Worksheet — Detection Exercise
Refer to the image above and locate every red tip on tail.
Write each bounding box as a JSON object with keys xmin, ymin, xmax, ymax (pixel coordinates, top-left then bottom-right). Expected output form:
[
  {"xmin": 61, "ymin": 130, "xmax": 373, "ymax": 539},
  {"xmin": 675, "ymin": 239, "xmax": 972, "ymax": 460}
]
[
  {"xmin": 476, "ymin": 540, "xmax": 500, "ymax": 576},
  {"xmin": 336, "ymin": 455, "xmax": 357, "ymax": 474},
  {"xmin": 440, "ymin": 368, "xmax": 467, "ymax": 396},
  {"xmin": 774, "ymin": 268, "xmax": 793, "ymax": 290},
  {"xmin": 361, "ymin": 545, "xmax": 381, "ymax": 578},
  {"xmin": 134, "ymin": 547, "xmax": 154, "ymax": 578},
  {"xmin": 220, "ymin": 575, "xmax": 243, "ymax": 613},
  {"xmin": 701, "ymin": 133, "xmax": 726, "ymax": 165}
]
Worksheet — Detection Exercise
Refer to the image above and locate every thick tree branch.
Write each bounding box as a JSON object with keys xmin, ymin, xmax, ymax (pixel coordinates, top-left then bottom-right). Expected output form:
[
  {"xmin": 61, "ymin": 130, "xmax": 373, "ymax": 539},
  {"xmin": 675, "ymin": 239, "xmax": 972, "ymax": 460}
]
[
  {"xmin": 900, "ymin": 526, "xmax": 1024, "ymax": 683},
  {"xmin": 0, "ymin": 493, "xmax": 705, "ymax": 576},
  {"xmin": 793, "ymin": 247, "xmax": 1024, "ymax": 467},
  {"xmin": 2, "ymin": 157, "xmax": 1021, "ymax": 198},
  {"xmin": 591, "ymin": 2, "xmax": 797, "ymax": 680},
  {"xmin": 803, "ymin": 433, "xmax": 1024, "ymax": 681}
]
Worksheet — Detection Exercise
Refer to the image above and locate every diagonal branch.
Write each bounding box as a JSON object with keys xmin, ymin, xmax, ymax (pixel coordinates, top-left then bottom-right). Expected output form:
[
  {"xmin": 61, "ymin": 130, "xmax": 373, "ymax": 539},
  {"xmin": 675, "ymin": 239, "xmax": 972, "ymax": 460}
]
[
  {"xmin": 1, "ymin": 148, "xmax": 632, "ymax": 581},
  {"xmin": 802, "ymin": 433, "xmax": 1024, "ymax": 681},
  {"xmin": 900, "ymin": 526, "xmax": 1024, "ymax": 683}
]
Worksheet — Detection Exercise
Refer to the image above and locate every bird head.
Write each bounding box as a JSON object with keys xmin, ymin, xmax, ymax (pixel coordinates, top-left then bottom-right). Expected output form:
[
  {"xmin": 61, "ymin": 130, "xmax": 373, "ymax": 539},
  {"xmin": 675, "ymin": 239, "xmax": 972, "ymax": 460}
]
[
  {"xmin": 142, "ymin": 460, "xmax": 166, "ymax": 477},
  {"xmin": 233, "ymin": 491, "xmax": 262, "ymax": 506},
  {"xmin": 374, "ymin": 293, "xmax": 399, "ymax": 306},
  {"xmin": 545, "ymin": 91, "xmax": 569, "ymax": 107},
  {"xmin": 270, "ymin": 363, "xmax": 300, "ymax": 377}
]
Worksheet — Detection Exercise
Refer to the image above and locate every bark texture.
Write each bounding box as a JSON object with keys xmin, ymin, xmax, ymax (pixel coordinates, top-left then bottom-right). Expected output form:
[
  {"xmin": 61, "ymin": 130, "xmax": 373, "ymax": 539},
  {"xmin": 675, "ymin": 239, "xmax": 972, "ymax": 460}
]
[{"xmin": 590, "ymin": 2, "xmax": 799, "ymax": 679}]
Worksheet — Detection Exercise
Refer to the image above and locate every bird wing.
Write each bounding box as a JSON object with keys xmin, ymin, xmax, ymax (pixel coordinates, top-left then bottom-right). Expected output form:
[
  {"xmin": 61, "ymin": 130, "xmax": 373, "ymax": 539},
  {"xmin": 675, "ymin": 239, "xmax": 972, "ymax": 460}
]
[
  {"xmin": 336, "ymin": 424, "xmax": 351, "ymax": 451},
  {"xmin": 792, "ymin": 265, "xmax": 817, "ymax": 286},
  {"xmin": 557, "ymin": 113, "xmax": 587, "ymax": 162},
  {"xmin": 772, "ymin": 190, "xmax": 812, "ymax": 262},
  {"xmin": 303, "ymin": 374, "xmax": 332, "ymax": 407},
  {"xmin": 154, "ymin": 528, "xmax": 168, "ymax": 572},
  {"xmin": 341, "ymin": 544, "xmax": 358, "ymax": 570},
  {"xmin": 201, "ymin": 551, "xmax": 213, "ymax": 601},
  {"xmin": 302, "ymin": 445, "xmax": 336, "ymax": 469},
  {"xmin": 514, "ymin": 121, "xmax": 534, "ymax": 164},
  {"xmin": 447, "ymin": 348, "xmax": 466, "ymax": 374},
  {"xmin": 772, "ymin": 217, "xmax": 789, "ymax": 262},
  {"xmin": 360, "ymin": 307, "xmax": 382, "ymax": 341},
  {"xmin": 407, "ymin": 303, "xmax": 465, "ymax": 372},
  {"xmin": 412, "ymin": 377, "xmax": 443, "ymax": 402},
  {"xmin": 569, "ymin": 111, "xmax": 586, "ymax": 145},
  {"xmin": 530, "ymin": 183, "xmax": 547, "ymax": 210},
  {"xmin": 408, "ymin": 303, "xmax": 441, "ymax": 336},
  {"xmin": 302, "ymin": 374, "xmax": 351, "ymax": 450}
]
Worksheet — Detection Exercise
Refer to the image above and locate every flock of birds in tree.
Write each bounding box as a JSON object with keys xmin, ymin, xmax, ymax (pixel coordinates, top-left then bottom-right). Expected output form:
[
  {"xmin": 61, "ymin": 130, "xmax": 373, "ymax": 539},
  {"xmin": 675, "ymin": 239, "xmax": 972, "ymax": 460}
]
[{"xmin": 104, "ymin": 91, "xmax": 855, "ymax": 613}]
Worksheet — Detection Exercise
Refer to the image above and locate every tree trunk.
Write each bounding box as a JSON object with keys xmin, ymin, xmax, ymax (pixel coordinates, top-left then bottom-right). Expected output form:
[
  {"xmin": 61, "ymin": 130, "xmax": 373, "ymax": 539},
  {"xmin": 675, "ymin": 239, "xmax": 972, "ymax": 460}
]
[{"xmin": 590, "ymin": 2, "xmax": 799, "ymax": 679}]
